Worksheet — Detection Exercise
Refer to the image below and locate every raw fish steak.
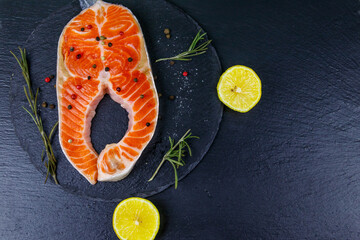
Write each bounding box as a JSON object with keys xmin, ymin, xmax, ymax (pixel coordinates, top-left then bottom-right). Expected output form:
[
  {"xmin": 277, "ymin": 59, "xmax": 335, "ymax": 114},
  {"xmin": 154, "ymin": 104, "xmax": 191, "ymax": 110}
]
[{"xmin": 56, "ymin": 0, "xmax": 158, "ymax": 184}]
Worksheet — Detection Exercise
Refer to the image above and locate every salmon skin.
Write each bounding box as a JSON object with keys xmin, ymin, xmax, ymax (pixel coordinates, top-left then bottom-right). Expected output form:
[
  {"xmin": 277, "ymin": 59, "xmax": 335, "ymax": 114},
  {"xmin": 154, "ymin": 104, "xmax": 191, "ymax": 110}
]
[{"xmin": 57, "ymin": 0, "xmax": 158, "ymax": 184}]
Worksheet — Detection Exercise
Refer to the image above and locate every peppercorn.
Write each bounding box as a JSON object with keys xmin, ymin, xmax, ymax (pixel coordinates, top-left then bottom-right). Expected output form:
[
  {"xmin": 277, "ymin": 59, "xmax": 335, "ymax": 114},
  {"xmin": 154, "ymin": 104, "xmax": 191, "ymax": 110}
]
[
  {"xmin": 100, "ymin": 35, "xmax": 106, "ymax": 40},
  {"xmin": 146, "ymin": 122, "xmax": 151, "ymax": 127},
  {"xmin": 170, "ymin": 61, "xmax": 175, "ymax": 66},
  {"xmin": 87, "ymin": 25, "xmax": 92, "ymax": 29},
  {"xmin": 119, "ymin": 31, "xmax": 124, "ymax": 36},
  {"xmin": 166, "ymin": 34, "xmax": 171, "ymax": 39},
  {"xmin": 164, "ymin": 28, "xmax": 170, "ymax": 34},
  {"xmin": 116, "ymin": 87, "xmax": 121, "ymax": 92},
  {"xmin": 81, "ymin": 27, "xmax": 85, "ymax": 31},
  {"xmin": 76, "ymin": 54, "xmax": 82, "ymax": 59},
  {"xmin": 182, "ymin": 71, "xmax": 188, "ymax": 76},
  {"xmin": 134, "ymin": 78, "xmax": 138, "ymax": 82},
  {"xmin": 87, "ymin": 76, "xmax": 91, "ymax": 80},
  {"xmin": 108, "ymin": 42, "xmax": 113, "ymax": 47},
  {"xmin": 70, "ymin": 47, "xmax": 74, "ymax": 52},
  {"xmin": 41, "ymin": 102, "xmax": 47, "ymax": 108},
  {"xmin": 67, "ymin": 105, "xmax": 72, "ymax": 109},
  {"xmin": 105, "ymin": 67, "xmax": 110, "ymax": 72},
  {"xmin": 50, "ymin": 75, "xmax": 55, "ymax": 79},
  {"xmin": 76, "ymin": 85, "xmax": 82, "ymax": 89},
  {"xmin": 140, "ymin": 94, "xmax": 144, "ymax": 99},
  {"xmin": 92, "ymin": 64, "xmax": 97, "ymax": 68},
  {"xmin": 96, "ymin": 36, "xmax": 100, "ymax": 41},
  {"xmin": 71, "ymin": 94, "xmax": 77, "ymax": 99},
  {"xmin": 128, "ymin": 57, "xmax": 133, "ymax": 62},
  {"xmin": 169, "ymin": 95, "xmax": 175, "ymax": 100},
  {"xmin": 45, "ymin": 77, "xmax": 51, "ymax": 83},
  {"xmin": 68, "ymin": 139, "xmax": 72, "ymax": 143}
]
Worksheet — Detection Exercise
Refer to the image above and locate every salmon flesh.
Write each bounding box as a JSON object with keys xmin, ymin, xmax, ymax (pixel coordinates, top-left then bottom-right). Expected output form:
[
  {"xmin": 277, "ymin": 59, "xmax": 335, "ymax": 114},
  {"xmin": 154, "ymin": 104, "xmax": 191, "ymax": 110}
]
[{"xmin": 56, "ymin": 0, "xmax": 158, "ymax": 184}]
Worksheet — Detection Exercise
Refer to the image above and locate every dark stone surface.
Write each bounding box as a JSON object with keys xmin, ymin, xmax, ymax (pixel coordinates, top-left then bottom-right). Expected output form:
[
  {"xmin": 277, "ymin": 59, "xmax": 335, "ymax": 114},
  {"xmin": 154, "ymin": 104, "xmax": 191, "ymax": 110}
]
[
  {"xmin": 9, "ymin": 0, "xmax": 222, "ymax": 201},
  {"xmin": 1, "ymin": 0, "xmax": 360, "ymax": 239}
]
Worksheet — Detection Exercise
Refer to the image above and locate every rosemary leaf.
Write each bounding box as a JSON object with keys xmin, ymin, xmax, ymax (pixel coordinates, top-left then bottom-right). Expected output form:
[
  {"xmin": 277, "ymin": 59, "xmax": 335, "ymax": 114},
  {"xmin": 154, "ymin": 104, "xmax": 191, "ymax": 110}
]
[
  {"xmin": 11, "ymin": 48, "xmax": 59, "ymax": 184},
  {"xmin": 148, "ymin": 129, "xmax": 199, "ymax": 189},
  {"xmin": 156, "ymin": 30, "xmax": 212, "ymax": 62},
  {"xmin": 41, "ymin": 150, "xmax": 45, "ymax": 162},
  {"xmin": 171, "ymin": 162, "xmax": 178, "ymax": 189},
  {"xmin": 49, "ymin": 121, "xmax": 59, "ymax": 141}
]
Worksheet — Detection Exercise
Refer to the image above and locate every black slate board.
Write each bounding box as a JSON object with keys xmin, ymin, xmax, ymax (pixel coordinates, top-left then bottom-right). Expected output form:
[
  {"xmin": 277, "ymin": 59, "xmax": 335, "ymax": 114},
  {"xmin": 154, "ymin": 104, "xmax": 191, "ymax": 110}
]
[{"xmin": 9, "ymin": 0, "xmax": 222, "ymax": 201}]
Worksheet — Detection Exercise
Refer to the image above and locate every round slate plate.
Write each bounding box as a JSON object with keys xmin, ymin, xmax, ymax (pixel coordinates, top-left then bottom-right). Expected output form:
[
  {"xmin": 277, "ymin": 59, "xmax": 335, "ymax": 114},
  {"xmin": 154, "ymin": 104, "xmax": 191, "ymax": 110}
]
[{"xmin": 10, "ymin": 0, "xmax": 222, "ymax": 201}]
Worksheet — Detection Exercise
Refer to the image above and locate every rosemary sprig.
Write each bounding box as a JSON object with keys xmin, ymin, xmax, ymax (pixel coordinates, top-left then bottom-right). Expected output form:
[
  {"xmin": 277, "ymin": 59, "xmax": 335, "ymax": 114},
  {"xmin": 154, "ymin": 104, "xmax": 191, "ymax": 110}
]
[
  {"xmin": 11, "ymin": 47, "xmax": 59, "ymax": 184},
  {"xmin": 148, "ymin": 129, "xmax": 199, "ymax": 189},
  {"xmin": 155, "ymin": 30, "xmax": 212, "ymax": 62}
]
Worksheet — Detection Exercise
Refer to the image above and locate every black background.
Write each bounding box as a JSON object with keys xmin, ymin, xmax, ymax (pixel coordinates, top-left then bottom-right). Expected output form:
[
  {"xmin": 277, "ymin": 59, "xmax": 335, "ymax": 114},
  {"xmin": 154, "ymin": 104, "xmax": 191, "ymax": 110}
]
[{"xmin": 1, "ymin": 0, "xmax": 360, "ymax": 239}]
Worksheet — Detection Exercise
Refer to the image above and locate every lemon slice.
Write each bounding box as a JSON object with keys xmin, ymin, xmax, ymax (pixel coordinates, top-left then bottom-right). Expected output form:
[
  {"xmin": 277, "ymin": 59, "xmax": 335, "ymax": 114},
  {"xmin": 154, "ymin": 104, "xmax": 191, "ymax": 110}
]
[
  {"xmin": 113, "ymin": 197, "xmax": 160, "ymax": 240},
  {"xmin": 217, "ymin": 65, "xmax": 261, "ymax": 112}
]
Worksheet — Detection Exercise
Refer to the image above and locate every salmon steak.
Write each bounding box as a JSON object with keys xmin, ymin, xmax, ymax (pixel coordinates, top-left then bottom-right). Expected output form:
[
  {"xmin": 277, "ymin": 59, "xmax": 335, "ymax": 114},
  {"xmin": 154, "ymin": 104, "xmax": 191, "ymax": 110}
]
[{"xmin": 56, "ymin": 0, "xmax": 158, "ymax": 184}]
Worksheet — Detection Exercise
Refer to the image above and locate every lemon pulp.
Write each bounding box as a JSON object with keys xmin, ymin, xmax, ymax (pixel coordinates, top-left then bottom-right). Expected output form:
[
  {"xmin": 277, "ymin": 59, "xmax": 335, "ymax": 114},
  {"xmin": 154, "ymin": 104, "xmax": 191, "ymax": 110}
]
[
  {"xmin": 113, "ymin": 197, "xmax": 160, "ymax": 240},
  {"xmin": 217, "ymin": 65, "xmax": 261, "ymax": 112}
]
